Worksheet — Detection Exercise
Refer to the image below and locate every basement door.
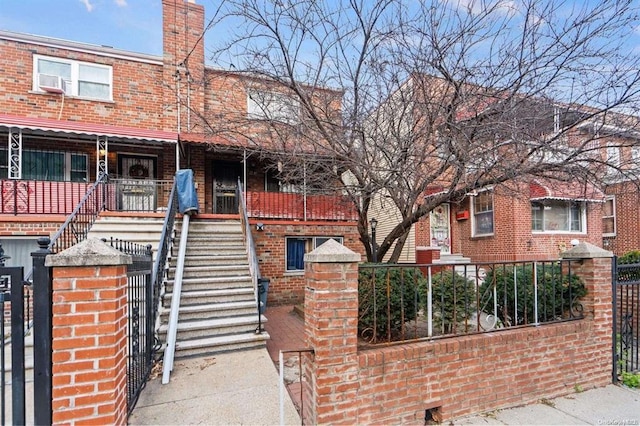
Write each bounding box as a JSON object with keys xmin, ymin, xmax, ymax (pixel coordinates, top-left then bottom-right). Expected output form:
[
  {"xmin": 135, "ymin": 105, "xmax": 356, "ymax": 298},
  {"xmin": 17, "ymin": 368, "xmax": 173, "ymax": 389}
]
[{"xmin": 430, "ymin": 204, "xmax": 451, "ymax": 255}]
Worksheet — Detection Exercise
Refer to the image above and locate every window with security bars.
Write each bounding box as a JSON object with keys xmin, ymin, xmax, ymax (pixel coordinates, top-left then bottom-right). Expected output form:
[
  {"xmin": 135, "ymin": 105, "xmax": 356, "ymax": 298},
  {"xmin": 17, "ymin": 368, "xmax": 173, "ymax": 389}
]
[{"xmin": 0, "ymin": 149, "xmax": 88, "ymax": 182}]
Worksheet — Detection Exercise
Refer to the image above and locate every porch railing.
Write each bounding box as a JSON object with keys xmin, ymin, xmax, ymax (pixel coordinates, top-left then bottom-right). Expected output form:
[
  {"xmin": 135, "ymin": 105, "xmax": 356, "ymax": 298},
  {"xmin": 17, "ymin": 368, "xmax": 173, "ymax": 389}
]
[
  {"xmin": 0, "ymin": 179, "xmax": 93, "ymax": 215},
  {"xmin": 358, "ymin": 260, "xmax": 586, "ymax": 346},
  {"xmin": 48, "ymin": 175, "xmax": 108, "ymax": 253},
  {"xmin": 246, "ymin": 190, "xmax": 358, "ymax": 221}
]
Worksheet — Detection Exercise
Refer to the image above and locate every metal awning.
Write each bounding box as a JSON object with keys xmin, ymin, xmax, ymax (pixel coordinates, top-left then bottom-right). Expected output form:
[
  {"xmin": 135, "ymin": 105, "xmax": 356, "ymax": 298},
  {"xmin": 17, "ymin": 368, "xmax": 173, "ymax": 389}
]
[
  {"xmin": 530, "ymin": 179, "xmax": 604, "ymax": 202},
  {"xmin": 0, "ymin": 113, "xmax": 178, "ymax": 143}
]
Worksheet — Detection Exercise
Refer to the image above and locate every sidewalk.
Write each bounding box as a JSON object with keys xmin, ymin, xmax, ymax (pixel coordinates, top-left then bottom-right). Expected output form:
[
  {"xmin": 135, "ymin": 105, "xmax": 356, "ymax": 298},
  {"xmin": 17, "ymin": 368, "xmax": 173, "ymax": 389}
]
[{"xmin": 454, "ymin": 384, "xmax": 640, "ymax": 425}]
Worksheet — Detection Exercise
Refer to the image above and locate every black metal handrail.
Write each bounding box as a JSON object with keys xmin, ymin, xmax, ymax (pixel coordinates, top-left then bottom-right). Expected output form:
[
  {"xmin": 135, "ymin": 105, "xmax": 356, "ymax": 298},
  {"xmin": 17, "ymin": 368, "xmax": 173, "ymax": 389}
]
[
  {"xmin": 48, "ymin": 174, "xmax": 108, "ymax": 253},
  {"xmin": 237, "ymin": 178, "xmax": 263, "ymax": 331},
  {"xmin": 151, "ymin": 178, "xmax": 178, "ymax": 336}
]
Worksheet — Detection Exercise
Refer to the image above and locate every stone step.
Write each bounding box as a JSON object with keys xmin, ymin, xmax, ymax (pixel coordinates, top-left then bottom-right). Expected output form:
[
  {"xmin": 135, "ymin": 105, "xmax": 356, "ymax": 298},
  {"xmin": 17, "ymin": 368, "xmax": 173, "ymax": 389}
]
[
  {"xmin": 165, "ymin": 275, "xmax": 252, "ymax": 294},
  {"xmin": 159, "ymin": 315, "xmax": 265, "ymax": 341},
  {"xmin": 163, "ymin": 287, "xmax": 255, "ymax": 307},
  {"xmin": 159, "ymin": 301, "xmax": 257, "ymax": 322},
  {"xmin": 171, "ymin": 332, "xmax": 270, "ymax": 358},
  {"xmin": 168, "ymin": 264, "xmax": 250, "ymax": 279},
  {"xmin": 176, "ymin": 254, "xmax": 249, "ymax": 267}
]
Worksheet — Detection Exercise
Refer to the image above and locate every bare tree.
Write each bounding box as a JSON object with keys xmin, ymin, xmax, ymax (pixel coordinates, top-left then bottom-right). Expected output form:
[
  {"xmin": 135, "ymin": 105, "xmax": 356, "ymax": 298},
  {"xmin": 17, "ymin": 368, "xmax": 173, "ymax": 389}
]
[{"xmin": 201, "ymin": 0, "xmax": 640, "ymax": 262}]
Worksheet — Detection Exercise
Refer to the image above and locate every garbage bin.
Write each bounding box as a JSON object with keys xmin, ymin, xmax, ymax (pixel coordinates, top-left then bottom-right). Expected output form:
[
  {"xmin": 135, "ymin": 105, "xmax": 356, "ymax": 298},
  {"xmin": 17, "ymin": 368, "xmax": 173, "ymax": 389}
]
[{"xmin": 258, "ymin": 278, "xmax": 270, "ymax": 314}]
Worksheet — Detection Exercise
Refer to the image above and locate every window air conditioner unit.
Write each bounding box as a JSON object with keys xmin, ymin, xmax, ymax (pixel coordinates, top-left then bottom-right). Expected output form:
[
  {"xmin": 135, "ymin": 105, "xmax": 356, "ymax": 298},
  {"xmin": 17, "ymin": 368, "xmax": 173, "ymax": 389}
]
[{"xmin": 38, "ymin": 74, "xmax": 67, "ymax": 94}]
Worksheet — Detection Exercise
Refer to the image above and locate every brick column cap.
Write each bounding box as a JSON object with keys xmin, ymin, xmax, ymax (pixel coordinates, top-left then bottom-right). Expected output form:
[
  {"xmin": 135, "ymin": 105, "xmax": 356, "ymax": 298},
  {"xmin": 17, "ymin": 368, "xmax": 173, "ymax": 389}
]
[
  {"xmin": 561, "ymin": 241, "xmax": 613, "ymax": 259},
  {"xmin": 304, "ymin": 238, "xmax": 360, "ymax": 263},
  {"xmin": 45, "ymin": 238, "xmax": 132, "ymax": 267}
]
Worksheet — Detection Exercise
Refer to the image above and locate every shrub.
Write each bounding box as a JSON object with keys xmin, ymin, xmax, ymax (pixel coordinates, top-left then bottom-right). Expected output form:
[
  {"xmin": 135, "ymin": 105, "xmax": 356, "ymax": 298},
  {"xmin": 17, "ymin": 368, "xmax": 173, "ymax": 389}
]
[
  {"xmin": 619, "ymin": 250, "xmax": 640, "ymax": 264},
  {"xmin": 479, "ymin": 263, "xmax": 586, "ymax": 326},
  {"xmin": 419, "ymin": 269, "xmax": 476, "ymax": 335},
  {"xmin": 358, "ymin": 265, "xmax": 424, "ymax": 342}
]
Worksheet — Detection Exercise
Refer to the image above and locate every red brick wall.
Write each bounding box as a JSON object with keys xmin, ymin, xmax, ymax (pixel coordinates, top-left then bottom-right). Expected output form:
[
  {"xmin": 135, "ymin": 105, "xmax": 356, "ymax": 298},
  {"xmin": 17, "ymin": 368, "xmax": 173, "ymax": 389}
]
[
  {"xmin": 0, "ymin": 38, "xmax": 165, "ymax": 129},
  {"xmin": 251, "ymin": 220, "xmax": 363, "ymax": 305},
  {"xmin": 303, "ymin": 252, "xmax": 612, "ymax": 424},
  {"xmin": 51, "ymin": 264, "xmax": 128, "ymax": 425},
  {"xmin": 418, "ymin": 185, "xmax": 604, "ymax": 262},
  {"xmin": 0, "ymin": 216, "xmax": 64, "ymax": 236},
  {"xmin": 604, "ymin": 180, "xmax": 640, "ymax": 255}
]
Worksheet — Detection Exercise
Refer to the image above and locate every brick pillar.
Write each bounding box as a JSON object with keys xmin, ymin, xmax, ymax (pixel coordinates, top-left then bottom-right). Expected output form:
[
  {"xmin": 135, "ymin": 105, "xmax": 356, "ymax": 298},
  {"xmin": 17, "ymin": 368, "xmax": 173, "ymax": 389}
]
[
  {"xmin": 561, "ymin": 241, "xmax": 613, "ymax": 386},
  {"xmin": 45, "ymin": 238, "xmax": 132, "ymax": 425},
  {"xmin": 304, "ymin": 239, "xmax": 361, "ymax": 425}
]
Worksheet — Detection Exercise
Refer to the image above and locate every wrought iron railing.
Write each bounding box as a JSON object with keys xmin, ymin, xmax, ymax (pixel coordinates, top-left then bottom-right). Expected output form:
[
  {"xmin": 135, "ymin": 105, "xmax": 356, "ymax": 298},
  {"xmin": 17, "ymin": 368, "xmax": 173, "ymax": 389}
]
[
  {"xmin": 612, "ymin": 257, "xmax": 640, "ymax": 383},
  {"xmin": 237, "ymin": 179, "xmax": 263, "ymax": 330},
  {"xmin": 102, "ymin": 238, "xmax": 154, "ymax": 415},
  {"xmin": 245, "ymin": 190, "xmax": 358, "ymax": 221},
  {"xmin": 0, "ymin": 179, "xmax": 93, "ymax": 215},
  {"xmin": 48, "ymin": 175, "xmax": 108, "ymax": 253},
  {"xmin": 358, "ymin": 260, "xmax": 586, "ymax": 346}
]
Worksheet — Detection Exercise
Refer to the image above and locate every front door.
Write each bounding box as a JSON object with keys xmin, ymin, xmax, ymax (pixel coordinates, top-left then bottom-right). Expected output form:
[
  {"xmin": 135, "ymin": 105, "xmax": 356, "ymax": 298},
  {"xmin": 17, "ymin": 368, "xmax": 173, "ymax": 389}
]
[
  {"xmin": 430, "ymin": 204, "xmax": 451, "ymax": 255},
  {"xmin": 117, "ymin": 155, "xmax": 157, "ymax": 211},
  {"xmin": 213, "ymin": 160, "xmax": 241, "ymax": 214}
]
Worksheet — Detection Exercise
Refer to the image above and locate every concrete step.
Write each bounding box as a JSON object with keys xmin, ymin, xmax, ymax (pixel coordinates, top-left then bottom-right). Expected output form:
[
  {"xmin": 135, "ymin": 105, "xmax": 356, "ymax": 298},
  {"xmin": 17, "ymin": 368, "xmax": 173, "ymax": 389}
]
[
  {"xmin": 159, "ymin": 315, "xmax": 266, "ymax": 341},
  {"xmin": 160, "ymin": 301, "xmax": 258, "ymax": 322},
  {"xmin": 168, "ymin": 264, "xmax": 250, "ymax": 279},
  {"xmin": 165, "ymin": 275, "xmax": 252, "ymax": 294},
  {"xmin": 163, "ymin": 287, "xmax": 255, "ymax": 307},
  {"xmin": 171, "ymin": 332, "xmax": 270, "ymax": 358},
  {"xmin": 176, "ymin": 220, "xmax": 243, "ymax": 234},
  {"xmin": 177, "ymin": 254, "xmax": 249, "ymax": 267},
  {"xmin": 175, "ymin": 246, "xmax": 247, "ymax": 257}
]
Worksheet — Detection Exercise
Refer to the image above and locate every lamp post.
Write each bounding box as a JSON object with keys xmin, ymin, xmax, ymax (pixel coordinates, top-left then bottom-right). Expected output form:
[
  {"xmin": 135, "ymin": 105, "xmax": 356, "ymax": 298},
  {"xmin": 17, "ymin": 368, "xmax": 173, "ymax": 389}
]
[{"xmin": 370, "ymin": 217, "xmax": 378, "ymax": 263}]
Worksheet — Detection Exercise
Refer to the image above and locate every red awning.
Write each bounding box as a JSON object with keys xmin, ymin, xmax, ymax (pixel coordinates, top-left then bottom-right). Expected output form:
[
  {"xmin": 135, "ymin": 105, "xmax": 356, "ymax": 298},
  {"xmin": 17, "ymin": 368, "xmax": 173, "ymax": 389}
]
[
  {"xmin": 530, "ymin": 179, "xmax": 604, "ymax": 202},
  {"xmin": 0, "ymin": 113, "xmax": 177, "ymax": 143}
]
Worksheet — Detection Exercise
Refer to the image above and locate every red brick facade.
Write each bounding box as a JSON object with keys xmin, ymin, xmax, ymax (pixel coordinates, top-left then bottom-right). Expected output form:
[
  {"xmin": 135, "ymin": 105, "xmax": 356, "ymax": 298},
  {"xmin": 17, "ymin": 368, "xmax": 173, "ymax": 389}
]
[
  {"xmin": 417, "ymin": 183, "xmax": 605, "ymax": 262},
  {"xmin": 252, "ymin": 220, "xmax": 363, "ymax": 305},
  {"xmin": 604, "ymin": 180, "xmax": 640, "ymax": 255}
]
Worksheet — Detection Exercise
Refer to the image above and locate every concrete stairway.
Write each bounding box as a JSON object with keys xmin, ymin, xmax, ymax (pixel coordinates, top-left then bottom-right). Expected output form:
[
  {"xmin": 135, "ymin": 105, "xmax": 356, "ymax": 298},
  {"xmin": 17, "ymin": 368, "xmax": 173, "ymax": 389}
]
[
  {"xmin": 87, "ymin": 215, "xmax": 165, "ymax": 256},
  {"xmin": 159, "ymin": 218, "xmax": 268, "ymax": 358}
]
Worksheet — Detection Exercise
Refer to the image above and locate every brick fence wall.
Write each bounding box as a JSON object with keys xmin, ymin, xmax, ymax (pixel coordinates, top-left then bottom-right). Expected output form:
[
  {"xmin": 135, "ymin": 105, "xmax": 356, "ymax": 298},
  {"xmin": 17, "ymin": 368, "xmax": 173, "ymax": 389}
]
[{"xmin": 303, "ymin": 241, "xmax": 613, "ymax": 424}]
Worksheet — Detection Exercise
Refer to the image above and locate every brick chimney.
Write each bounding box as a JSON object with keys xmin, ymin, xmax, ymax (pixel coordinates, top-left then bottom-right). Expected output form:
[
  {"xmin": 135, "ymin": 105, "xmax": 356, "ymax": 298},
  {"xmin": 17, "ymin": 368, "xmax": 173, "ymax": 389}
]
[{"xmin": 162, "ymin": 0, "xmax": 205, "ymax": 133}]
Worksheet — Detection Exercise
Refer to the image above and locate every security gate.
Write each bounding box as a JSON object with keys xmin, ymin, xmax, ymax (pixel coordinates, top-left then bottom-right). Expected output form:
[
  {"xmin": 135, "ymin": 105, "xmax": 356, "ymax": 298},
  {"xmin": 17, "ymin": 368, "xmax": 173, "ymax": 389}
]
[
  {"xmin": 0, "ymin": 266, "xmax": 28, "ymax": 424},
  {"xmin": 612, "ymin": 257, "xmax": 640, "ymax": 383}
]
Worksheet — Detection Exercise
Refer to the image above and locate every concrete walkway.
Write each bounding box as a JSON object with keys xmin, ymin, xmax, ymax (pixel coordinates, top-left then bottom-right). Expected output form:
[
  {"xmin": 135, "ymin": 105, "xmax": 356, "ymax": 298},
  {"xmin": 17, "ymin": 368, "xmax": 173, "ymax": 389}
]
[
  {"xmin": 454, "ymin": 384, "xmax": 640, "ymax": 425},
  {"xmin": 128, "ymin": 348, "xmax": 300, "ymax": 425}
]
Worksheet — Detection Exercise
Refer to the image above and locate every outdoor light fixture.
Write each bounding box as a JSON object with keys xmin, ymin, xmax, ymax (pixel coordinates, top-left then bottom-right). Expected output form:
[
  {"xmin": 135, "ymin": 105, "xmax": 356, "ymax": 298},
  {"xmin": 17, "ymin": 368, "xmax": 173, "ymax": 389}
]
[
  {"xmin": 370, "ymin": 217, "xmax": 378, "ymax": 263},
  {"xmin": 256, "ymin": 223, "xmax": 265, "ymax": 231}
]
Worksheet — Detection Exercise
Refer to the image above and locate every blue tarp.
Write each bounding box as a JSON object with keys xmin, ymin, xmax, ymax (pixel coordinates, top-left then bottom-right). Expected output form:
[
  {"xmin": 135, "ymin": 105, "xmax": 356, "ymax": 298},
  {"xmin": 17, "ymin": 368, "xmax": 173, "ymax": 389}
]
[{"xmin": 176, "ymin": 169, "xmax": 199, "ymax": 215}]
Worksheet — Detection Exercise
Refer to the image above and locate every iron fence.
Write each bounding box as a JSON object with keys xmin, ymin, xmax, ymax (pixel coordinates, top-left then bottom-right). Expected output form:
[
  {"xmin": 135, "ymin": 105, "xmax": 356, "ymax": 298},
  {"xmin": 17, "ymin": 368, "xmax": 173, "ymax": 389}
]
[
  {"xmin": 613, "ymin": 257, "xmax": 640, "ymax": 383},
  {"xmin": 103, "ymin": 238, "xmax": 154, "ymax": 415},
  {"xmin": 358, "ymin": 260, "xmax": 585, "ymax": 346},
  {"xmin": 246, "ymin": 190, "xmax": 358, "ymax": 221}
]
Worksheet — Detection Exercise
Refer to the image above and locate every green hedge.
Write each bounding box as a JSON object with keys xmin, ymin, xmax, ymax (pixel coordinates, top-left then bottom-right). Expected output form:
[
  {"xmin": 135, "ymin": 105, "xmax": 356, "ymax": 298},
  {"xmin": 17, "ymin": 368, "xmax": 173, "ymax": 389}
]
[
  {"xmin": 479, "ymin": 263, "xmax": 586, "ymax": 326},
  {"xmin": 358, "ymin": 265, "xmax": 423, "ymax": 342}
]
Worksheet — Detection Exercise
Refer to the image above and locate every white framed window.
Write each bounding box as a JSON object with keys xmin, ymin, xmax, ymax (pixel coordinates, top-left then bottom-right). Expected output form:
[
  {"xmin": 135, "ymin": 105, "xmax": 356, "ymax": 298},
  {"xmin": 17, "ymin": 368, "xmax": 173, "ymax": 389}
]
[
  {"xmin": 631, "ymin": 146, "xmax": 640, "ymax": 164},
  {"xmin": 285, "ymin": 236, "xmax": 343, "ymax": 272},
  {"xmin": 247, "ymin": 89, "xmax": 300, "ymax": 125},
  {"xmin": 607, "ymin": 144, "xmax": 621, "ymax": 175},
  {"xmin": 531, "ymin": 201, "xmax": 585, "ymax": 233},
  {"xmin": 603, "ymin": 196, "xmax": 616, "ymax": 237},
  {"xmin": 33, "ymin": 55, "xmax": 112, "ymax": 101},
  {"xmin": 471, "ymin": 190, "xmax": 494, "ymax": 237}
]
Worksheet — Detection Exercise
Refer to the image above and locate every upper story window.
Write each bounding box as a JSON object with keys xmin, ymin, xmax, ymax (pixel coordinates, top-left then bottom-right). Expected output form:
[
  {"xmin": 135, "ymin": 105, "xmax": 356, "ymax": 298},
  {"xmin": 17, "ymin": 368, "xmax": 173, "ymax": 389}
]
[
  {"xmin": 606, "ymin": 143, "xmax": 621, "ymax": 175},
  {"xmin": 247, "ymin": 90, "xmax": 300, "ymax": 125},
  {"xmin": 602, "ymin": 196, "xmax": 616, "ymax": 237},
  {"xmin": 471, "ymin": 190, "xmax": 494, "ymax": 237},
  {"xmin": 33, "ymin": 55, "xmax": 112, "ymax": 101},
  {"xmin": 531, "ymin": 201, "xmax": 585, "ymax": 233}
]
